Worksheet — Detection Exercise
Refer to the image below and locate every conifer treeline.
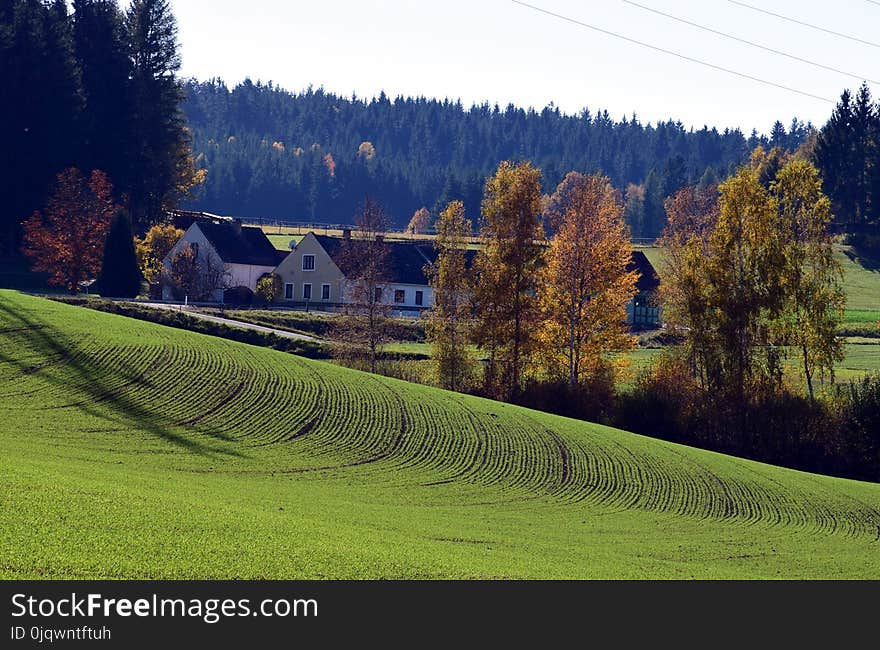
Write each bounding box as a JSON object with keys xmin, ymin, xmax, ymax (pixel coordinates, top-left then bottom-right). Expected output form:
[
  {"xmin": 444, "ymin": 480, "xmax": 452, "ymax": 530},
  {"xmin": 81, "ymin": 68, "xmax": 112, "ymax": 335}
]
[
  {"xmin": 182, "ymin": 79, "xmax": 811, "ymax": 235},
  {"xmin": 0, "ymin": 0, "xmax": 197, "ymax": 254}
]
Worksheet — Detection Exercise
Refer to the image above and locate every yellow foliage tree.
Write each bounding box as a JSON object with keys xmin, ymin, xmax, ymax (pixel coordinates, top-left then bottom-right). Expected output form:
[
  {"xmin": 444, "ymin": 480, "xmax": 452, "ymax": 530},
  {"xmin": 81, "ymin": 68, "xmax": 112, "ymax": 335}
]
[
  {"xmin": 659, "ymin": 184, "xmax": 720, "ymax": 387},
  {"xmin": 471, "ymin": 161, "xmax": 545, "ymax": 398},
  {"xmin": 537, "ymin": 173, "xmax": 638, "ymax": 387},
  {"xmin": 134, "ymin": 223, "xmax": 184, "ymax": 284},
  {"xmin": 771, "ymin": 158, "xmax": 845, "ymax": 398},
  {"xmin": 425, "ymin": 201, "xmax": 475, "ymax": 391}
]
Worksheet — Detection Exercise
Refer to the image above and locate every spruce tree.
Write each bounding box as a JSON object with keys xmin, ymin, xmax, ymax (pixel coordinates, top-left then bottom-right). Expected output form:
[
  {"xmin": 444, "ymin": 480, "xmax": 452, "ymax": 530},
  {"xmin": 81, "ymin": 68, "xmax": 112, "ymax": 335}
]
[
  {"xmin": 126, "ymin": 0, "xmax": 188, "ymax": 227},
  {"xmin": 73, "ymin": 0, "xmax": 131, "ymax": 188},
  {"xmin": 97, "ymin": 208, "xmax": 142, "ymax": 298},
  {"xmin": 815, "ymin": 90, "xmax": 855, "ymax": 225},
  {"xmin": 0, "ymin": 0, "xmax": 82, "ymax": 254}
]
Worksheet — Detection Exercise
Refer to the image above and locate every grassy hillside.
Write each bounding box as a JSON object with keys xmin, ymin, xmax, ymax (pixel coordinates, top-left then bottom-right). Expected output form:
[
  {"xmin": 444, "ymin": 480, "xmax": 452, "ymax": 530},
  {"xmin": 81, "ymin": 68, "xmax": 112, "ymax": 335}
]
[
  {"xmin": 636, "ymin": 244, "xmax": 879, "ymax": 311},
  {"xmin": 1, "ymin": 291, "xmax": 879, "ymax": 579}
]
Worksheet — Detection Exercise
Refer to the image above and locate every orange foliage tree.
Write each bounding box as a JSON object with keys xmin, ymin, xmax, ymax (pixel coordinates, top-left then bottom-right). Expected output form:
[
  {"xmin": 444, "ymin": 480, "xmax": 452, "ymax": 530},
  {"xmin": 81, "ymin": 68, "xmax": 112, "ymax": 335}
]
[
  {"xmin": 406, "ymin": 207, "xmax": 432, "ymax": 234},
  {"xmin": 22, "ymin": 168, "xmax": 117, "ymax": 292},
  {"xmin": 537, "ymin": 172, "xmax": 638, "ymax": 387}
]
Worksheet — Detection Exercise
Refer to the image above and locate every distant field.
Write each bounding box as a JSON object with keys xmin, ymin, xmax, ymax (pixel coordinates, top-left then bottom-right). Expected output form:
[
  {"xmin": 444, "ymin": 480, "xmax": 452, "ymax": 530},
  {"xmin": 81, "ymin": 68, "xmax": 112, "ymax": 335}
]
[
  {"xmin": 634, "ymin": 244, "xmax": 879, "ymax": 312},
  {"xmin": 263, "ymin": 227, "xmax": 481, "ymax": 251},
  {"xmin": 2, "ymin": 291, "xmax": 879, "ymax": 579}
]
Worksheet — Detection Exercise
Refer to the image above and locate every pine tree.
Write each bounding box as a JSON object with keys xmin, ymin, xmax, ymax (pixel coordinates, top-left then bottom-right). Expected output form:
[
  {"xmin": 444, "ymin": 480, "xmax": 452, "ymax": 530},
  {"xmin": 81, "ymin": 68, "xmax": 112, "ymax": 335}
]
[
  {"xmin": 72, "ymin": 0, "xmax": 131, "ymax": 187},
  {"xmin": 815, "ymin": 90, "xmax": 856, "ymax": 225},
  {"xmin": 97, "ymin": 208, "xmax": 142, "ymax": 298},
  {"xmin": 126, "ymin": 0, "xmax": 192, "ymax": 227},
  {"xmin": 1, "ymin": 0, "xmax": 82, "ymax": 254}
]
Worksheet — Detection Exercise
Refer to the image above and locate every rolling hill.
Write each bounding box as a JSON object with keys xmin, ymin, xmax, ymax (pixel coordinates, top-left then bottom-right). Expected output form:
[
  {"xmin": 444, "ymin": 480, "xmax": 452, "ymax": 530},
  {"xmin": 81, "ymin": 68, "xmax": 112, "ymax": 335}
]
[{"xmin": 1, "ymin": 291, "xmax": 878, "ymax": 579}]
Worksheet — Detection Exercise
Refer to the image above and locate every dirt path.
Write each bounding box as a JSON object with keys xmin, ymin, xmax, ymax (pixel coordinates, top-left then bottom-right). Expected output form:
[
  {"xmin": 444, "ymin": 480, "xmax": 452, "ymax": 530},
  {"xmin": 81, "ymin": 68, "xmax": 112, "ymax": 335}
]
[{"xmin": 133, "ymin": 302, "xmax": 321, "ymax": 342}]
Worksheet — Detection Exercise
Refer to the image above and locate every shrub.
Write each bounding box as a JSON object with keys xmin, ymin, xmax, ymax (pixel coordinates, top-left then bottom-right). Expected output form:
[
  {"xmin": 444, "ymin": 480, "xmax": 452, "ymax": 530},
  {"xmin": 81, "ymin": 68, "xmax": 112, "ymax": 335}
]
[{"xmin": 255, "ymin": 273, "xmax": 282, "ymax": 305}]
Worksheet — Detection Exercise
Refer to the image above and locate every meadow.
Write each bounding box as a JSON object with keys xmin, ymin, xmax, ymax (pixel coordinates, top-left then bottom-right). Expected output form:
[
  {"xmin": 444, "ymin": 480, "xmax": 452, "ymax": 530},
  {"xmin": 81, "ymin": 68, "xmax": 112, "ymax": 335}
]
[{"xmin": 1, "ymin": 291, "xmax": 879, "ymax": 579}]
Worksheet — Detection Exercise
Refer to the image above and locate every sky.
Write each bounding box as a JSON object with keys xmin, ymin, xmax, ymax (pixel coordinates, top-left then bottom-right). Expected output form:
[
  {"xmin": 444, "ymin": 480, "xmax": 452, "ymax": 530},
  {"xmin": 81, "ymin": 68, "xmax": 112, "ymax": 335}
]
[{"xmin": 165, "ymin": 0, "xmax": 880, "ymax": 134}]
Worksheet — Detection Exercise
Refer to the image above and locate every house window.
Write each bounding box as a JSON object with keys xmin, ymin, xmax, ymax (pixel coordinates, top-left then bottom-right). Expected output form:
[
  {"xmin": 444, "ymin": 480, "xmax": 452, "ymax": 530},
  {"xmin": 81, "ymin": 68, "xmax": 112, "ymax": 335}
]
[
  {"xmin": 415, "ymin": 290, "xmax": 423, "ymax": 306},
  {"xmin": 321, "ymin": 284, "xmax": 330, "ymax": 301},
  {"xmin": 303, "ymin": 283, "xmax": 312, "ymax": 300},
  {"xmin": 302, "ymin": 254, "xmax": 315, "ymax": 271},
  {"xmin": 394, "ymin": 289, "xmax": 405, "ymax": 304},
  {"xmin": 284, "ymin": 283, "xmax": 294, "ymax": 300},
  {"xmin": 374, "ymin": 287, "xmax": 383, "ymax": 302}
]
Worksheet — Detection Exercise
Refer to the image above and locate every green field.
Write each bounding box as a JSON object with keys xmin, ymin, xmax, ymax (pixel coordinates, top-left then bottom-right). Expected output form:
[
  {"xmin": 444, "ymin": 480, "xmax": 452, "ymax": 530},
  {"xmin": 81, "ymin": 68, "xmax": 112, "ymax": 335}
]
[
  {"xmin": 1, "ymin": 291, "xmax": 879, "ymax": 579},
  {"xmin": 635, "ymin": 244, "xmax": 880, "ymax": 312}
]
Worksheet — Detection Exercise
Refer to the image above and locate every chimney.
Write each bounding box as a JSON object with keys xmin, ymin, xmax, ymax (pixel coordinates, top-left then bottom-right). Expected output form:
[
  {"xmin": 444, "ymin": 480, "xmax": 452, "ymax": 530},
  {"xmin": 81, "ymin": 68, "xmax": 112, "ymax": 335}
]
[
  {"xmin": 232, "ymin": 218, "xmax": 242, "ymax": 234},
  {"xmin": 376, "ymin": 234, "xmax": 384, "ymax": 243},
  {"xmin": 342, "ymin": 228, "xmax": 351, "ymax": 240}
]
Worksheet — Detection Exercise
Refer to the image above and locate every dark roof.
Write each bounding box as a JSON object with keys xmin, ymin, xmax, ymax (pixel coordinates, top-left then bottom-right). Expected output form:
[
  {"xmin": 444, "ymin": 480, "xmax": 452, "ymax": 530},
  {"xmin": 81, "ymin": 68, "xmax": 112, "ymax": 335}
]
[
  {"xmin": 168, "ymin": 209, "xmax": 232, "ymax": 231},
  {"xmin": 196, "ymin": 221, "xmax": 279, "ymax": 266},
  {"xmin": 313, "ymin": 234, "xmax": 436, "ymax": 284},
  {"xmin": 273, "ymin": 249, "xmax": 290, "ymax": 265},
  {"xmin": 309, "ymin": 233, "xmax": 659, "ymax": 291},
  {"xmin": 629, "ymin": 251, "xmax": 660, "ymax": 293}
]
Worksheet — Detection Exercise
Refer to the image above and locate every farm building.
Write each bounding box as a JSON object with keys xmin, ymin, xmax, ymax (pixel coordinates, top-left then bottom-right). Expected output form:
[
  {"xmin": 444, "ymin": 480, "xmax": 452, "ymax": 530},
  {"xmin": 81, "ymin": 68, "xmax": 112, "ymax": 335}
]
[
  {"xmin": 627, "ymin": 251, "xmax": 661, "ymax": 328},
  {"xmin": 161, "ymin": 223, "xmax": 661, "ymax": 326},
  {"xmin": 274, "ymin": 231, "xmax": 444, "ymax": 313},
  {"xmin": 161, "ymin": 217, "xmax": 284, "ymax": 302},
  {"xmin": 275, "ymin": 231, "xmax": 661, "ymax": 325}
]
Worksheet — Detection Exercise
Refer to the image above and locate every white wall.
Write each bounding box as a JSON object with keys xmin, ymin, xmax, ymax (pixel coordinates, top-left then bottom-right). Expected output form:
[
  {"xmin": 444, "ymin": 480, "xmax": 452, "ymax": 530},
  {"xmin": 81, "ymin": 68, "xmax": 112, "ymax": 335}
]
[{"xmin": 161, "ymin": 224, "xmax": 275, "ymax": 303}]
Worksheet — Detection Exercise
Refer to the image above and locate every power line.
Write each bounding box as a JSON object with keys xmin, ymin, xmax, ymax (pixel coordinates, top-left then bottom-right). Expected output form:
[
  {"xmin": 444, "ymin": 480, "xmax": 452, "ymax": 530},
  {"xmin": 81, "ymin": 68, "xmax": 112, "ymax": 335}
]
[
  {"xmin": 729, "ymin": 0, "xmax": 880, "ymax": 49},
  {"xmin": 866, "ymin": 0, "xmax": 880, "ymax": 6},
  {"xmin": 624, "ymin": 0, "xmax": 878, "ymax": 84},
  {"xmin": 509, "ymin": 0, "xmax": 833, "ymax": 103}
]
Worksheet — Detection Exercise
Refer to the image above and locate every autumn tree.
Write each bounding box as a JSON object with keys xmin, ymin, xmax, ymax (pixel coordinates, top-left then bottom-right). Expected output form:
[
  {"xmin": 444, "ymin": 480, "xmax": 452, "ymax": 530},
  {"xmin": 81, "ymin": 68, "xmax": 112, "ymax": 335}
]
[
  {"xmin": 255, "ymin": 272, "xmax": 282, "ymax": 305},
  {"xmin": 703, "ymin": 166, "xmax": 787, "ymax": 399},
  {"xmin": 406, "ymin": 207, "xmax": 432, "ymax": 234},
  {"xmin": 134, "ymin": 223, "xmax": 183, "ymax": 283},
  {"xmin": 335, "ymin": 198, "xmax": 392, "ymax": 373},
  {"xmin": 658, "ymin": 184, "xmax": 720, "ymax": 387},
  {"xmin": 162, "ymin": 244, "xmax": 228, "ymax": 302},
  {"xmin": 537, "ymin": 173, "xmax": 638, "ymax": 387},
  {"xmin": 771, "ymin": 158, "xmax": 845, "ymax": 398},
  {"xmin": 750, "ymin": 145, "xmax": 791, "ymax": 188},
  {"xmin": 661, "ymin": 155, "xmax": 845, "ymax": 406},
  {"xmin": 425, "ymin": 201, "xmax": 475, "ymax": 392},
  {"xmin": 22, "ymin": 168, "xmax": 117, "ymax": 292},
  {"xmin": 97, "ymin": 208, "xmax": 142, "ymax": 298},
  {"xmin": 471, "ymin": 161, "xmax": 545, "ymax": 398}
]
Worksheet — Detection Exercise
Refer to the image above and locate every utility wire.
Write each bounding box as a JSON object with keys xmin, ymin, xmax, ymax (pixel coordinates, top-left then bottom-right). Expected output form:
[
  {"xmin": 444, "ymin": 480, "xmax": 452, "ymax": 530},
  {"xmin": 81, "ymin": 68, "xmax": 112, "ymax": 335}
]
[
  {"xmin": 729, "ymin": 0, "xmax": 880, "ymax": 49},
  {"xmin": 866, "ymin": 0, "xmax": 880, "ymax": 6},
  {"xmin": 624, "ymin": 0, "xmax": 878, "ymax": 84},
  {"xmin": 509, "ymin": 0, "xmax": 833, "ymax": 103}
]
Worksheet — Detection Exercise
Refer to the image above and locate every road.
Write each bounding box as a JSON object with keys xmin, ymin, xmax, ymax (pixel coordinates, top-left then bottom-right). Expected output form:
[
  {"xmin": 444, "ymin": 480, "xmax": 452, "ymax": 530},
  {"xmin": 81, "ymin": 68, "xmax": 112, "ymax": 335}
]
[{"xmin": 135, "ymin": 302, "xmax": 320, "ymax": 342}]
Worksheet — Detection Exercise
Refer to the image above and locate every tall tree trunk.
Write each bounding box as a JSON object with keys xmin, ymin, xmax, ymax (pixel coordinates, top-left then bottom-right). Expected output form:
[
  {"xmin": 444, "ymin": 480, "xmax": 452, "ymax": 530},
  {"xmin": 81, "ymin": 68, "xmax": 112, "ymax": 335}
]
[{"xmin": 802, "ymin": 343, "xmax": 814, "ymax": 400}]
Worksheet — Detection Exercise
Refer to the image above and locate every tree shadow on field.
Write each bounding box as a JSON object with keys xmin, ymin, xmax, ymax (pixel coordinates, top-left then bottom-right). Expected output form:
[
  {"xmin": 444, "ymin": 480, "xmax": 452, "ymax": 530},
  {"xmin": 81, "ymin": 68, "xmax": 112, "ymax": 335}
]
[
  {"xmin": 0, "ymin": 299, "xmax": 242, "ymax": 458},
  {"xmin": 844, "ymin": 243, "xmax": 880, "ymax": 271}
]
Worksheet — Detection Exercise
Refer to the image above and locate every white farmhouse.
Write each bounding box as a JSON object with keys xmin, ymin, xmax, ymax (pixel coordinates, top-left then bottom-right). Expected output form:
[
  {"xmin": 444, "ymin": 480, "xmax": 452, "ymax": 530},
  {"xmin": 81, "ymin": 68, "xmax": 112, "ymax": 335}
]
[
  {"xmin": 274, "ymin": 232, "xmax": 440, "ymax": 312},
  {"xmin": 162, "ymin": 218, "xmax": 283, "ymax": 302}
]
